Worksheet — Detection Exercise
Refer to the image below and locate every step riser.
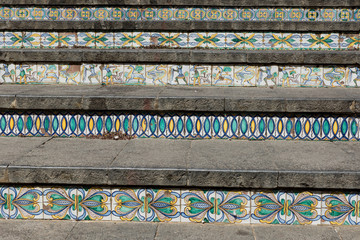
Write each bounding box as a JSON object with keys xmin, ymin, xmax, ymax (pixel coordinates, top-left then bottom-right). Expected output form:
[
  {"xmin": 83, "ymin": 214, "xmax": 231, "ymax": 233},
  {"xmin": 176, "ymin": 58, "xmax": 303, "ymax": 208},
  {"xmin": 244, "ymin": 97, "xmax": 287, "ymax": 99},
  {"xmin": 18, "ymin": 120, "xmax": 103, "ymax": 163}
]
[
  {"xmin": 1, "ymin": 31, "xmax": 359, "ymax": 51},
  {"xmin": 0, "ymin": 7, "xmax": 359, "ymax": 23},
  {"xmin": 0, "ymin": 111, "xmax": 358, "ymax": 141},
  {"xmin": 0, "ymin": 185, "xmax": 358, "ymax": 225},
  {"xmin": 1, "ymin": 63, "xmax": 359, "ymax": 88}
]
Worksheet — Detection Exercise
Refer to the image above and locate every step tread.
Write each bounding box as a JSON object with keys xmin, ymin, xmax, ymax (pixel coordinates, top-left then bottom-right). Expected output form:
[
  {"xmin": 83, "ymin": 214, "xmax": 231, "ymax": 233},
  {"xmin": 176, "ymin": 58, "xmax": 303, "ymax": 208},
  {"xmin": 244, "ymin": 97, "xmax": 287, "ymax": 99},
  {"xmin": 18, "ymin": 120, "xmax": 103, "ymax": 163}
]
[
  {"xmin": 2, "ymin": 49, "xmax": 359, "ymax": 65},
  {"xmin": 1, "ymin": 85, "xmax": 360, "ymax": 113},
  {"xmin": 2, "ymin": 137, "xmax": 360, "ymax": 189},
  {"xmin": 0, "ymin": 220, "xmax": 354, "ymax": 240}
]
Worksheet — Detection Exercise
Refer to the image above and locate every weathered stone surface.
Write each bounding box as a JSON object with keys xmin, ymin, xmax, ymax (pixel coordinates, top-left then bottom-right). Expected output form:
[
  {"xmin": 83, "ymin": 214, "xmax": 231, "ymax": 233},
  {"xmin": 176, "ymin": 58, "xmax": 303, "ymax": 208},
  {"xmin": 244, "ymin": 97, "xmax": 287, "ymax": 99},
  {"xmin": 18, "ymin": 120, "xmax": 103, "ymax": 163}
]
[
  {"xmin": 156, "ymin": 224, "xmax": 254, "ymax": 240},
  {"xmin": 0, "ymin": 49, "xmax": 359, "ymax": 65},
  {"xmin": 0, "ymin": 220, "xmax": 76, "ymax": 240},
  {"xmin": 253, "ymin": 226, "xmax": 340, "ymax": 240},
  {"xmin": 2, "ymin": 85, "xmax": 360, "ymax": 113},
  {"xmin": 1, "ymin": 137, "xmax": 360, "ymax": 189},
  {"xmin": 3, "ymin": 0, "xmax": 359, "ymax": 7}
]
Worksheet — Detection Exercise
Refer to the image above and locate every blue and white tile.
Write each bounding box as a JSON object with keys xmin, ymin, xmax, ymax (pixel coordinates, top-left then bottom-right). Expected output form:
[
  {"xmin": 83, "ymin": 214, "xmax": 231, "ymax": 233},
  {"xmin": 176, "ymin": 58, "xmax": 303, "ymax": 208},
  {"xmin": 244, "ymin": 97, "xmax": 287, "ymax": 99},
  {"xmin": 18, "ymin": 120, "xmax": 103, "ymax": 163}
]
[
  {"xmin": 95, "ymin": 32, "xmax": 114, "ymax": 49},
  {"xmin": 123, "ymin": 65, "xmax": 146, "ymax": 85},
  {"xmin": 77, "ymin": 32, "xmax": 96, "ymax": 48},
  {"xmin": 37, "ymin": 64, "xmax": 59, "ymax": 84},
  {"xmin": 40, "ymin": 32, "xmax": 59, "ymax": 48},
  {"xmin": 347, "ymin": 66, "xmax": 360, "ymax": 87},
  {"xmin": 0, "ymin": 64, "xmax": 16, "ymax": 83},
  {"xmin": 81, "ymin": 64, "xmax": 102, "ymax": 84},
  {"xmin": 4, "ymin": 32, "xmax": 23, "ymax": 48}
]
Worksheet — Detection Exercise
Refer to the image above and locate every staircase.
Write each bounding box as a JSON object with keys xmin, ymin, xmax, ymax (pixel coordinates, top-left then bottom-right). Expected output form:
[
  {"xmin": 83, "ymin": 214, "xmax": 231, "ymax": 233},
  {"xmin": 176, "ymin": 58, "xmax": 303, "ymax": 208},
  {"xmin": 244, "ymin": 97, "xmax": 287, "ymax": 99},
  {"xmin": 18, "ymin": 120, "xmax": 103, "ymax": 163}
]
[{"xmin": 1, "ymin": 0, "xmax": 360, "ymax": 232}]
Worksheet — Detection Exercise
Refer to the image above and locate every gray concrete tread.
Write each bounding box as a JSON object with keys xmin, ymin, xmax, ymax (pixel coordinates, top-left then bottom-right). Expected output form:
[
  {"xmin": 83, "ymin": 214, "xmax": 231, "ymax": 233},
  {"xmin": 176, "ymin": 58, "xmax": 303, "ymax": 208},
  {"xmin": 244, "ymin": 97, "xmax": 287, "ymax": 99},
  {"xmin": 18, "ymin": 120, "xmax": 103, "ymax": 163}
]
[
  {"xmin": 1, "ymin": 49, "xmax": 359, "ymax": 65},
  {"xmin": 0, "ymin": 219, "xmax": 358, "ymax": 240},
  {"xmin": 1, "ymin": 85, "xmax": 360, "ymax": 113},
  {"xmin": 1, "ymin": 137, "xmax": 360, "ymax": 189},
  {"xmin": 4, "ymin": 0, "xmax": 359, "ymax": 7},
  {"xmin": 3, "ymin": 20, "xmax": 359, "ymax": 32}
]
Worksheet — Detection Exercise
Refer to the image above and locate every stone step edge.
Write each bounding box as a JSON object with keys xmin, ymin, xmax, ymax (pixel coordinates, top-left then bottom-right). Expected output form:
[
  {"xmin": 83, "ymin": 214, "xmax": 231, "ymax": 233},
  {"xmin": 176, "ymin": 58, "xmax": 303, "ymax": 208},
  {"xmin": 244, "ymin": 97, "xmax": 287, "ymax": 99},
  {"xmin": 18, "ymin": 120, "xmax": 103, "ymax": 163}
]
[
  {"xmin": 3, "ymin": 0, "xmax": 359, "ymax": 7},
  {"xmin": 1, "ymin": 21, "xmax": 359, "ymax": 32},
  {"xmin": 1, "ymin": 49, "xmax": 360, "ymax": 65},
  {"xmin": 1, "ymin": 85, "xmax": 360, "ymax": 113},
  {"xmin": 1, "ymin": 138, "xmax": 360, "ymax": 190}
]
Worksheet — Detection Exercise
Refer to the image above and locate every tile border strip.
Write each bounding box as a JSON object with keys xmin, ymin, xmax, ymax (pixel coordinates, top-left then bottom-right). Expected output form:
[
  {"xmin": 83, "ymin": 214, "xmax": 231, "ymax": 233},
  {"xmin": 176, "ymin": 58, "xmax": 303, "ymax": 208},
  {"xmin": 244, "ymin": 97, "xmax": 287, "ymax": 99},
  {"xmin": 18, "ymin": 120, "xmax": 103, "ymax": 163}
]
[
  {"xmin": 0, "ymin": 111, "xmax": 359, "ymax": 141},
  {"xmin": 0, "ymin": 185, "xmax": 359, "ymax": 225},
  {"xmin": 1, "ymin": 31, "xmax": 360, "ymax": 51},
  {"xmin": 0, "ymin": 7, "xmax": 360, "ymax": 22},
  {"xmin": 1, "ymin": 63, "xmax": 359, "ymax": 88}
]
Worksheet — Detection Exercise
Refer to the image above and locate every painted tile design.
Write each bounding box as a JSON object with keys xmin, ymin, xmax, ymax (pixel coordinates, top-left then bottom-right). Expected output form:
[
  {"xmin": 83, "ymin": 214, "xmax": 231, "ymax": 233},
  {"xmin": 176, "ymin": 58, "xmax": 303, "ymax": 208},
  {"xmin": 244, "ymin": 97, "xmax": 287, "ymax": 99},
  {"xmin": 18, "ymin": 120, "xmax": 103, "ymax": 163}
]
[
  {"xmin": 1, "ymin": 186, "xmax": 358, "ymax": 225},
  {"xmin": 0, "ymin": 31, "xmax": 358, "ymax": 51},
  {"xmin": 0, "ymin": 112, "xmax": 358, "ymax": 141},
  {"xmin": 1, "ymin": 7, "xmax": 360, "ymax": 22}
]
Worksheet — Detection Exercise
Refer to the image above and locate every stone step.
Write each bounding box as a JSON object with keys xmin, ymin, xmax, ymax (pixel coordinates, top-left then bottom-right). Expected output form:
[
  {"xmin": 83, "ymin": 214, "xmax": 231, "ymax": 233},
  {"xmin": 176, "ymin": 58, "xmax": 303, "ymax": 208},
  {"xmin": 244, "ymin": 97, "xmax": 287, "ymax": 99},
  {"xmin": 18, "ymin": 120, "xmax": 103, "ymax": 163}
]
[
  {"xmin": 0, "ymin": 220, "xmax": 357, "ymax": 239},
  {"xmin": 4, "ymin": 0, "xmax": 360, "ymax": 7},
  {"xmin": 2, "ymin": 49, "xmax": 359, "ymax": 65},
  {"xmin": 1, "ymin": 85, "xmax": 360, "ymax": 113},
  {"xmin": 2, "ymin": 137, "xmax": 360, "ymax": 189}
]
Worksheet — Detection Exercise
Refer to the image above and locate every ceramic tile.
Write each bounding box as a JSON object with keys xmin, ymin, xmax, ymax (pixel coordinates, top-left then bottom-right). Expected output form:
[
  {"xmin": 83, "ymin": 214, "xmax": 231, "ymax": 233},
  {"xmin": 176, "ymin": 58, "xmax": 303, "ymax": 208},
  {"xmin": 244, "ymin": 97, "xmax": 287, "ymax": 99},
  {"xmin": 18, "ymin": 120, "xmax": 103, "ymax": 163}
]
[
  {"xmin": 321, "ymin": 193, "xmax": 358, "ymax": 225},
  {"xmin": 206, "ymin": 8, "xmax": 223, "ymax": 21},
  {"xmin": 183, "ymin": 115, "xmax": 212, "ymax": 138},
  {"xmin": 278, "ymin": 66, "xmax": 301, "ymax": 87},
  {"xmin": 347, "ymin": 66, "xmax": 360, "ymax": 87},
  {"xmin": 114, "ymin": 32, "xmax": 133, "ymax": 48},
  {"xmin": 124, "ymin": 8, "xmax": 142, "ymax": 21},
  {"xmin": 4, "ymin": 32, "xmax": 23, "ymax": 48},
  {"xmin": 207, "ymin": 32, "xmax": 226, "ymax": 49},
  {"xmin": 292, "ymin": 117, "xmax": 321, "ymax": 140},
  {"xmin": 81, "ymin": 64, "xmax": 102, "ymax": 84},
  {"xmin": 112, "ymin": 189, "xmax": 146, "ymax": 221},
  {"xmin": 323, "ymin": 66, "xmax": 346, "ymax": 87},
  {"xmin": 255, "ymin": 8, "xmax": 273, "ymax": 21},
  {"xmin": 305, "ymin": 9, "xmax": 320, "ymax": 21},
  {"xmin": 123, "ymin": 65, "xmax": 146, "ymax": 85},
  {"xmin": 320, "ymin": 117, "xmax": 350, "ymax": 141},
  {"xmin": 59, "ymin": 65, "xmax": 81, "ymax": 84},
  {"xmin": 168, "ymin": 65, "xmax": 190, "ymax": 85},
  {"xmin": 181, "ymin": 190, "xmax": 216, "ymax": 223},
  {"xmin": 77, "ymin": 32, "xmax": 96, "ymax": 48},
  {"xmin": 0, "ymin": 32, "xmax": 4, "ymax": 48},
  {"xmin": 15, "ymin": 64, "xmax": 38, "ymax": 84},
  {"xmin": 0, "ymin": 187, "xmax": 8, "ymax": 219},
  {"xmin": 212, "ymin": 115, "xmax": 238, "ymax": 139},
  {"xmin": 340, "ymin": 33, "xmax": 360, "ymax": 50},
  {"xmin": 285, "ymin": 192, "xmax": 321, "ymax": 225},
  {"xmin": 145, "ymin": 65, "xmax": 168, "ymax": 86},
  {"xmin": 189, "ymin": 32, "xmax": 209, "ymax": 48},
  {"xmin": 43, "ymin": 187, "xmax": 77, "ymax": 220},
  {"xmin": 226, "ymin": 32, "xmax": 263, "ymax": 50},
  {"xmin": 157, "ymin": 114, "xmax": 183, "ymax": 138},
  {"xmin": 273, "ymin": 8, "xmax": 288, "ymax": 21},
  {"xmin": 258, "ymin": 66, "xmax": 277, "ymax": 86},
  {"xmin": 234, "ymin": 65, "xmax": 257, "ymax": 86},
  {"xmin": 153, "ymin": 32, "xmax": 188, "ymax": 48},
  {"xmin": 76, "ymin": 188, "xmax": 112, "ymax": 221},
  {"xmin": 347, "ymin": 117, "xmax": 359, "ymax": 141},
  {"xmin": 265, "ymin": 33, "xmax": 301, "ymax": 50},
  {"xmin": 145, "ymin": 189, "xmax": 180, "ymax": 222},
  {"xmin": 215, "ymin": 191, "xmax": 251, "ymax": 223},
  {"xmin": 320, "ymin": 9, "xmax": 337, "ymax": 21},
  {"xmin": 141, "ymin": 8, "xmax": 158, "ymax": 20},
  {"xmin": 189, "ymin": 65, "xmax": 212, "ymax": 86},
  {"xmin": 301, "ymin": 66, "xmax": 324, "ymax": 87},
  {"xmin": 102, "ymin": 64, "xmax": 124, "ymax": 85},
  {"xmin": 58, "ymin": 32, "xmax": 77, "ymax": 48},
  {"xmin": 212, "ymin": 65, "xmax": 234, "ymax": 86},
  {"xmin": 37, "ymin": 64, "xmax": 59, "ymax": 84},
  {"xmin": 132, "ymin": 32, "xmax": 151, "ymax": 47},
  {"xmin": 221, "ymin": 8, "xmax": 238, "ymax": 21},
  {"xmin": 95, "ymin": 32, "xmax": 114, "ymax": 49},
  {"xmin": 189, "ymin": 8, "xmax": 207, "ymax": 21},
  {"xmin": 22, "ymin": 32, "xmax": 41, "ymax": 48},
  {"xmin": 338, "ymin": 9, "xmax": 354, "ymax": 22},
  {"xmin": 251, "ymin": 191, "xmax": 287, "ymax": 224},
  {"xmin": 40, "ymin": 32, "xmax": 59, "ymax": 48},
  {"xmin": 7, "ymin": 187, "xmax": 43, "ymax": 219},
  {"xmin": 0, "ymin": 64, "xmax": 16, "ymax": 83}
]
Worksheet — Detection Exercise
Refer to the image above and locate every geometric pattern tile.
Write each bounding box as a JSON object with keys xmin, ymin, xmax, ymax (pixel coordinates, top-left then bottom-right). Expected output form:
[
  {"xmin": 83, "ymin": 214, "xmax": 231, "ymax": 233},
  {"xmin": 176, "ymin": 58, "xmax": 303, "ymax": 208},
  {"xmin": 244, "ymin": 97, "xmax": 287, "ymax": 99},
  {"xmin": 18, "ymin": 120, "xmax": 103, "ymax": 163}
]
[
  {"xmin": 0, "ymin": 111, "xmax": 359, "ymax": 141},
  {"xmin": 1, "ymin": 7, "xmax": 360, "ymax": 22},
  {"xmin": 0, "ymin": 31, "xmax": 359, "ymax": 51}
]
